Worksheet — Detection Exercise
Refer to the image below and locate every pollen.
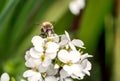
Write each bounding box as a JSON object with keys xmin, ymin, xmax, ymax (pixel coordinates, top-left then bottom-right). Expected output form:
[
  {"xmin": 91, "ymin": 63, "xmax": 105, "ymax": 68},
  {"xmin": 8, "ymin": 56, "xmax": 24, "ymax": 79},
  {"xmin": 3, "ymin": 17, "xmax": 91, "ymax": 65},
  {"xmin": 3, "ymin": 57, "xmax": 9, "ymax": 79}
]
[
  {"xmin": 32, "ymin": 67, "xmax": 39, "ymax": 72},
  {"xmin": 43, "ymin": 45, "xmax": 47, "ymax": 50},
  {"xmin": 66, "ymin": 60, "xmax": 73, "ymax": 66},
  {"xmin": 40, "ymin": 53, "xmax": 46, "ymax": 62},
  {"xmin": 64, "ymin": 45, "xmax": 70, "ymax": 51},
  {"xmin": 47, "ymin": 37, "xmax": 54, "ymax": 42}
]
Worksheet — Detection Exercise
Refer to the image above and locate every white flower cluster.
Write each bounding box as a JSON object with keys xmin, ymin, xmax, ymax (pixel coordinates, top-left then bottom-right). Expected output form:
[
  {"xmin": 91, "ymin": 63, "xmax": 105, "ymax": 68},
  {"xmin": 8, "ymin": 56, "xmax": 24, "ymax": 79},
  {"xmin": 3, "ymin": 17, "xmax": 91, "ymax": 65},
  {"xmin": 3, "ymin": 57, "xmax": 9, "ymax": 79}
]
[
  {"xmin": 23, "ymin": 31, "xmax": 92, "ymax": 81},
  {"xmin": 69, "ymin": 0, "xmax": 85, "ymax": 15}
]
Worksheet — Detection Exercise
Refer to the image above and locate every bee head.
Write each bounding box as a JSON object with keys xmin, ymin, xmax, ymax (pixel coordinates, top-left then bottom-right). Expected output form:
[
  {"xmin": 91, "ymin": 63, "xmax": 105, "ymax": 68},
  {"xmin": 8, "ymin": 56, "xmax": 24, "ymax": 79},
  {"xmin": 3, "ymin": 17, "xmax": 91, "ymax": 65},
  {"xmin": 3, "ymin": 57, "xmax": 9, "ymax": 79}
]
[{"xmin": 41, "ymin": 22, "xmax": 53, "ymax": 31}]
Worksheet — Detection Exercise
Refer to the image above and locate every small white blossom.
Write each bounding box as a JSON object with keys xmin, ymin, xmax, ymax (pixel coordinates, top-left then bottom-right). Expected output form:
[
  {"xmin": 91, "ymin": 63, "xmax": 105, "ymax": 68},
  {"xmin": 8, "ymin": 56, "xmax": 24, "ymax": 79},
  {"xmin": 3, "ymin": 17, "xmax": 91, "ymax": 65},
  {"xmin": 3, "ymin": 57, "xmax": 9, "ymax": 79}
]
[
  {"xmin": 31, "ymin": 36, "xmax": 44, "ymax": 52},
  {"xmin": 63, "ymin": 64, "xmax": 84, "ymax": 79},
  {"xmin": 58, "ymin": 49, "xmax": 89, "ymax": 79},
  {"xmin": 58, "ymin": 49, "xmax": 80, "ymax": 64},
  {"xmin": 59, "ymin": 31, "xmax": 85, "ymax": 50},
  {"xmin": 69, "ymin": 0, "xmax": 85, "ymax": 15},
  {"xmin": 25, "ymin": 35, "xmax": 60, "ymax": 72},
  {"xmin": 80, "ymin": 59, "xmax": 92, "ymax": 76},
  {"xmin": 25, "ymin": 48, "xmax": 51, "ymax": 72},
  {"xmin": 0, "ymin": 73, "xmax": 10, "ymax": 81},
  {"xmin": 32, "ymin": 36, "xmax": 59, "ymax": 59},
  {"xmin": 45, "ymin": 41, "xmax": 59, "ymax": 59},
  {"xmin": 23, "ymin": 70, "xmax": 42, "ymax": 81}
]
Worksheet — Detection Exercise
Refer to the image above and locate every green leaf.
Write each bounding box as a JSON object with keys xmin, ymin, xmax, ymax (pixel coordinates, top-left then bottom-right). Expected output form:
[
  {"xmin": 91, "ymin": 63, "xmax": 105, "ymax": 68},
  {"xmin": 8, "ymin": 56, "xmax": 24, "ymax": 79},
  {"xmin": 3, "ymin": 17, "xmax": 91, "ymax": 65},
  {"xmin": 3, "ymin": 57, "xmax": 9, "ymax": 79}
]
[
  {"xmin": 0, "ymin": 0, "xmax": 20, "ymax": 57},
  {"xmin": 77, "ymin": 0, "xmax": 113, "ymax": 53}
]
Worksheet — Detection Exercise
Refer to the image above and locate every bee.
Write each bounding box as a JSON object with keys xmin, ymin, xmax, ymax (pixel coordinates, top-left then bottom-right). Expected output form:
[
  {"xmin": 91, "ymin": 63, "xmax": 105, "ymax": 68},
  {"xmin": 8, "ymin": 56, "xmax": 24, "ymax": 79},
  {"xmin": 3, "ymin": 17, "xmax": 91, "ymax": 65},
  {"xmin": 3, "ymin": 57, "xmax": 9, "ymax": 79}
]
[{"xmin": 37, "ymin": 22, "xmax": 55, "ymax": 38}]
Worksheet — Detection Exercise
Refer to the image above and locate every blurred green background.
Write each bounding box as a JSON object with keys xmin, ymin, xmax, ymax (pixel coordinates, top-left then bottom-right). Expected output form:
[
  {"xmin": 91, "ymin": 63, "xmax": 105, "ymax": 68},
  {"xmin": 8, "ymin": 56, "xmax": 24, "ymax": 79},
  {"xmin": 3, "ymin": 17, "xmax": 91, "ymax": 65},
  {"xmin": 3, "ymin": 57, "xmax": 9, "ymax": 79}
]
[{"xmin": 0, "ymin": 0, "xmax": 119, "ymax": 81}]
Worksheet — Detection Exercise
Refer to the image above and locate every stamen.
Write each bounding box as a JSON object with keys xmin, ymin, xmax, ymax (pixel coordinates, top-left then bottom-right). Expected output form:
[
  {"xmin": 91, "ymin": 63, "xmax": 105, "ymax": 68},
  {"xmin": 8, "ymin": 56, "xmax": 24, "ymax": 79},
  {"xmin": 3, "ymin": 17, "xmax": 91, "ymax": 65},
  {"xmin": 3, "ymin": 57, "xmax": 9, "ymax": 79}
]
[
  {"xmin": 40, "ymin": 53, "xmax": 46, "ymax": 62},
  {"xmin": 66, "ymin": 60, "xmax": 73, "ymax": 66}
]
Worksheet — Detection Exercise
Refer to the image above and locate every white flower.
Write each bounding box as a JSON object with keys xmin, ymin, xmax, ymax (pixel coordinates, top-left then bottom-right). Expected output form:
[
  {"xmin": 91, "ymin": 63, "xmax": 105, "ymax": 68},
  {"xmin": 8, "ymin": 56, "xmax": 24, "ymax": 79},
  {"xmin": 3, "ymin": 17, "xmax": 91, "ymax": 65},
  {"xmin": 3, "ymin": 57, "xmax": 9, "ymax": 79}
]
[
  {"xmin": 80, "ymin": 59, "xmax": 92, "ymax": 76},
  {"xmin": 59, "ymin": 31, "xmax": 84, "ymax": 50},
  {"xmin": 78, "ymin": 53, "xmax": 92, "ymax": 76},
  {"xmin": 25, "ymin": 48, "xmax": 51, "ymax": 72},
  {"xmin": 58, "ymin": 49, "xmax": 92, "ymax": 80},
  {"xmin": 58, "ymin": 49, "xmax": 81, "ymax": 64},
  {"xmin": 31, "ymin": 36, "xmax": 44, "ymax": 52},
  {"xmin": 25, "ymin": 35, "xmax": 59, "ymax": 71},
  {"xmin": 63, "ymin": 56, "xmax": 92, "ymax": 80},
  {"xmin": 69, "ymin": 0, "xmax": 85, "ymax": 15},
  {"xmin": 32, "ymin": 36, "xmax": 59, "ymax": 59},
  {"xmin": 45, "ymin": 41, "xmax": 59, "ymax": 59},
  {"xmin": 23, "ymin": 70, "xmax": 42, "ymax": 81},
  {"xmin": 63, "ymin": 64, "xmax": 85, "ymax": 80},
  {"xmin": 79, "ymin": 53, "xmax": 92, "ymax": 76},
  {"xmin": 0, "ymin": 73, "xmax": 10, "ymax": 81},
  {"xmin": 58, "ymin": 49, "xmax": 84, "ymax": 79}
]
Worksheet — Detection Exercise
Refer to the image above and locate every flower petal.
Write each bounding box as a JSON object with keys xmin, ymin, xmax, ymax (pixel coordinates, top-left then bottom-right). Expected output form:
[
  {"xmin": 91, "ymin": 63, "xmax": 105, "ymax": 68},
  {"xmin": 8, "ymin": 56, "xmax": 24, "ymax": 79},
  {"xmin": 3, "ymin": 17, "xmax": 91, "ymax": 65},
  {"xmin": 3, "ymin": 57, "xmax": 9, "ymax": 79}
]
[
  {"xmin": 80, "ymin": 53, "xmax": 93, "ymax": 61},
  {"xmin": 60, "ymin": 69, "xmax": 69, "ymax": 80},
  {"xmin": 58, "ymin": 50, "xmax": 80, "ymax": 63},
  {"xmin": 31, "ymin": 36, "xmax": 44, "ymax": 52},
  {"xmin": 69, "ymin": 42, "xmax": 76, "ymax": 50},
  {"xmin": 69, "ymin": 50, "xmax": 81, "ymax": 63},
  {"xmin": 81, "ymin": 59, "xmax": 92, "ymax": 76},
  {"xmin": 59, "ymin": 39, "xmax": 68, "ymax": 47},
  {"xmin": 46, "ymin": 42, "xmax": 59, "ymax": 53},
  {"xmin": 65, "ymin": 31, "xmax": 71, "ymax": 41},
  {"xmin": 25, "ymin": 58, "xmax": 41, "ymax": 68},
  {"xmin": 28, "ymin": 72, "xmax": 42, "ymax": 81},
  {"xmin": 23, "ymin": 70, "xmax": 36, "ymax": 77},
  {"xmin": 58, "ymin": 50, "xmax": 69, "ymax": 63},
  {"xmin": 25, "ymin": 51, "xmax": 30, "ymax": 60},
  {"xmin": 25, "ymin": 58, "xmax": 36, "ymax": 68},
  {"xmin": 64, "ymin": 78, "xmax": 73, "ymax": 81},
  {"xmin": 29, "ymin": 48, "xmax": 42, "ymax": 59},
  {"xmin": 0, "ymin": 73, "xmax": 10, "ymax": 81},
  {"xmin": 45, "ymin": 76, "xmax": 57, "ymax": 81},
  {"xmin": 46, "ymin": 52, "xmax": 57, "ymax": 59},
  {"xmin": 38, "ymin": 65, "xmax": 48, "ymax": 73},
  {"xmin": 63, "ymin": 64, "xmax": 85, "ymax": 79},
  {"xmin": 23, "ymin": 70, "xmax": 42, "ymax": 81},
  {"xmin": 63, "ymin": 64, "xmax": 82, "ymax": 75},
  {"xmin": 71, "ymin": 39, "xmax": 84, "ymax": 48},
  {"xmin": 42, "ymin": 57, "xmax": 51, "ymax": 67},
  {"xmin": 46, "ymin": 64, "xmax": 58, "ymax": 76}
]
